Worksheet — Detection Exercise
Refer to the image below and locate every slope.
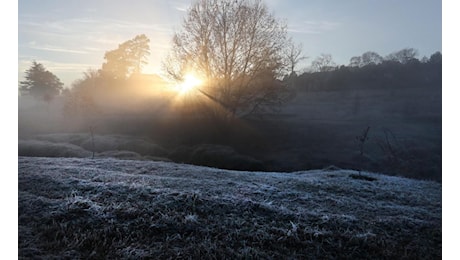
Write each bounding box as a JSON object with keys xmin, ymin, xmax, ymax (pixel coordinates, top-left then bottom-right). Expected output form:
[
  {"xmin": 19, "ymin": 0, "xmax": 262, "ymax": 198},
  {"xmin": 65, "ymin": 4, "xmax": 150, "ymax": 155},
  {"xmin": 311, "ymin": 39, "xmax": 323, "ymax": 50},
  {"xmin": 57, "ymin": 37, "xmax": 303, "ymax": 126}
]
[{"xmin": 18, "ymin": 156, "xmax": 441, "ymax": 259}]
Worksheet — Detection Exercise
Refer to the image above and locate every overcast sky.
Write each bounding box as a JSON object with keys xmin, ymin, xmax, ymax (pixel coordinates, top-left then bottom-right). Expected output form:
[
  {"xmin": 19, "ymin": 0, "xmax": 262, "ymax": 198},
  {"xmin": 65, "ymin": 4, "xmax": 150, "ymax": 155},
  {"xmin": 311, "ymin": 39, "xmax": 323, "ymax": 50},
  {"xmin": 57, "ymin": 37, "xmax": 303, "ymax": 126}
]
[{"xmin": 18, "ymin": 0, "xmax": 442, "ymax": 87}]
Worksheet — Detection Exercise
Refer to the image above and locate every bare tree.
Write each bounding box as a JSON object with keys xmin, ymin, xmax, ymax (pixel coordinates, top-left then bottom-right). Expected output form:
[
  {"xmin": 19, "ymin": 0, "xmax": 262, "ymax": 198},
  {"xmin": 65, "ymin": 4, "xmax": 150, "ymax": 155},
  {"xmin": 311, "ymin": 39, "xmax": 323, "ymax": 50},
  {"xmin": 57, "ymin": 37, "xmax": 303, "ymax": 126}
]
[
  {"xmin": 349, "ymin": 51, "xmax": 383, "ymax": 67},
  {"xmin": 361, "ymin": 51, "xmax": 383, "ymax": 66},
  {"xmin": 163, "ymin": 0, "xmax": 293, "ymax": 117},
  {"xmin": 311, "ymin": 53, "xmax": 336, "ymax": 72},
  {"xmin": 285, "ymin": 41, "xmax": 307, "ymax": 76},
  {"xmin": 385, "ymin": 48, "xmax": 418, "ymax": 64},
  {"xmin": 349, "ymin": 56, "xmax": 362, "ymax": 67}
]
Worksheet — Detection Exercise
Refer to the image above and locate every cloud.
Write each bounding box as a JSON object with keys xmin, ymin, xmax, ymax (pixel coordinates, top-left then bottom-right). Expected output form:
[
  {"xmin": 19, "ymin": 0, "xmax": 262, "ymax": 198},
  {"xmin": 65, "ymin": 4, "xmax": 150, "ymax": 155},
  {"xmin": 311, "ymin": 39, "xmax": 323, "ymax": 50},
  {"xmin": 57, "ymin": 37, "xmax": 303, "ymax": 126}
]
[
  {"xmin": 21, "ymin": 16, "xmax": 174, "ymax": 40},
  {"xmin": 169, "ymin": 0, "xmax": 189, "ymax": 12},
  {"xmin": 288, "ymin": 20, "xmax": 341, "ymax": 35},
  {"xmin": 19, "ymin": 16, "xmax": 175, "ymax": 63},
  {"xmin": 29, "ymin": 45, "xmax": 89, "ymax": 55},
  {"xmin": 19, "ymin": 11, "xmax": 179, "ymax": 85},
  {"xmin": 18, "ymin": 59, "xmax": 97, "ymax": 73}
]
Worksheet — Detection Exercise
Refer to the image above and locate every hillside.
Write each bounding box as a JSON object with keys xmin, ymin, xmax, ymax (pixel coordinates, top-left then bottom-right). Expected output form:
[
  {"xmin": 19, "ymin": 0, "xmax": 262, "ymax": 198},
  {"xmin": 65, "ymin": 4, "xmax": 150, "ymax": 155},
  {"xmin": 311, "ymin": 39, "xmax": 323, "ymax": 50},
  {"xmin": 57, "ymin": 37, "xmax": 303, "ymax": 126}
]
[{"xmin": 19, "ymin": 156, "xmax": 441, "ymax": 259}]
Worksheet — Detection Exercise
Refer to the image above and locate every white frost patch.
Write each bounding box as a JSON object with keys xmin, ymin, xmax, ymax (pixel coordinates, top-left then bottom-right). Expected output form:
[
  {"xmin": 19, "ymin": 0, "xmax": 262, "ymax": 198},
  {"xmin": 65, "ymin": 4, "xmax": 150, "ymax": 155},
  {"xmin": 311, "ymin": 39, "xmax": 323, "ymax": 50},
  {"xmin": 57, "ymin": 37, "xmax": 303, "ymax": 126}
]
[
  {"xmin": 66, "ymin": 190, "xmax": 104, "ymax": 215},
  {"xmin": 356, "ymin": 231, "xmax": 377, "ymax": 240},
  {"xmin": 321, "ymin": 215, "xmax": 330, "ymax": 223},
  {"xmin": 286, "ymin": 221, "xmax": 299, "ymax": 237},
  {"xmin": 184, "ymin": 214, "xmax": 199, "ymax": 223}
]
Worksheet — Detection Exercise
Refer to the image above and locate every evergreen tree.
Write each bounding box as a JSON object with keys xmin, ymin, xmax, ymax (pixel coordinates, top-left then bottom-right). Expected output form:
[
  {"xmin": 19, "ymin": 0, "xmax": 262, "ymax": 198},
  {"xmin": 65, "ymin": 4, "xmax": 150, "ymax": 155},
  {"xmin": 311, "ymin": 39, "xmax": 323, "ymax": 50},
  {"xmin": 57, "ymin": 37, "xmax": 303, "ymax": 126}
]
[{"xmin": 19, "ymin": 61, "xmax": 64, "ymax": 103}]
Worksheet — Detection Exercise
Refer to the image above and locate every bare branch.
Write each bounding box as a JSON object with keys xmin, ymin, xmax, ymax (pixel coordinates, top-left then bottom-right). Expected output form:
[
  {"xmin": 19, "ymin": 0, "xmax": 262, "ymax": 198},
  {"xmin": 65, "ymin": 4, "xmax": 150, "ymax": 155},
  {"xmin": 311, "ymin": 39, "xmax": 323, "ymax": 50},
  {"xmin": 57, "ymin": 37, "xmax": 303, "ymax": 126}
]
[{"xmin": 163, "ymin": 0, "xmax": 295, "ymax": 117}]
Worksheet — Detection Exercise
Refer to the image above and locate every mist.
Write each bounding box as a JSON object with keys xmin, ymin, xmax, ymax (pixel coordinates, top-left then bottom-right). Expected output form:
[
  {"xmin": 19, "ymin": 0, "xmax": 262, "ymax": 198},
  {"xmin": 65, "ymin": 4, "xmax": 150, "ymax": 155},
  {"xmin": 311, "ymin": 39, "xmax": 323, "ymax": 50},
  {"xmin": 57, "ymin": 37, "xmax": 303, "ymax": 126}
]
[{"xmin": 19, "ymin": 51, "xmax": 442, "ymax": 182}]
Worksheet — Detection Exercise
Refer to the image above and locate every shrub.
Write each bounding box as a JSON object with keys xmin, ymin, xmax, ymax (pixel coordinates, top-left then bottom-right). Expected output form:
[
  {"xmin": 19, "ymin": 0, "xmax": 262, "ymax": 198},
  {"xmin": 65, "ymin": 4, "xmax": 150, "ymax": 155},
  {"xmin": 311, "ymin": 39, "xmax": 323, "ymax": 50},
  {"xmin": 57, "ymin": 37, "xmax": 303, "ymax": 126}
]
[{"xmin": 18, "ymin": 140, "xmax": 92, "ymax": 158}]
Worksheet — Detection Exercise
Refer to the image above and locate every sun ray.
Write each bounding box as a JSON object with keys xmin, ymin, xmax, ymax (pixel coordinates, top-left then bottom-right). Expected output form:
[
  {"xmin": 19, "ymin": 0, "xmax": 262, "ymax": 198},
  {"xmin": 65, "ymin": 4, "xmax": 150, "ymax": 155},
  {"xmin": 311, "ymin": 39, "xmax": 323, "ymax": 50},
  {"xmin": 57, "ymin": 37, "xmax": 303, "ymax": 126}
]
[{"xmin": 176, "ymin": 73, "xmax": 203, "ymax": 94}]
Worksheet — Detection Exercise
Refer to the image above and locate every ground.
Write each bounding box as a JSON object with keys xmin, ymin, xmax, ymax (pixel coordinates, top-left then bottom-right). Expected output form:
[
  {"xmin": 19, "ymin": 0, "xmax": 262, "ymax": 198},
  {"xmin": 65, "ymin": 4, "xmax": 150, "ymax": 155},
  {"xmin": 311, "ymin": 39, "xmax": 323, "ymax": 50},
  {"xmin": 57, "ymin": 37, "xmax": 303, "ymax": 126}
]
[{"xmin": 19, "ymin": 156, "xmax": 441, "ymax": 259}]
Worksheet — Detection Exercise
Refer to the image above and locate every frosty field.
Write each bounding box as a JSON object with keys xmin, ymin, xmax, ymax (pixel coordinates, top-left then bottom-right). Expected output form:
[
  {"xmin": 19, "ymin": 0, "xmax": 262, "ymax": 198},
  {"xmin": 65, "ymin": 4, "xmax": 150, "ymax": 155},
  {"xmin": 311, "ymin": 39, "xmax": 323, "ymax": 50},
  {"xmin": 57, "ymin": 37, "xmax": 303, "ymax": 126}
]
[{"xmin": 19, "ymin": 156, "xmax": 441, "ymax": 259}]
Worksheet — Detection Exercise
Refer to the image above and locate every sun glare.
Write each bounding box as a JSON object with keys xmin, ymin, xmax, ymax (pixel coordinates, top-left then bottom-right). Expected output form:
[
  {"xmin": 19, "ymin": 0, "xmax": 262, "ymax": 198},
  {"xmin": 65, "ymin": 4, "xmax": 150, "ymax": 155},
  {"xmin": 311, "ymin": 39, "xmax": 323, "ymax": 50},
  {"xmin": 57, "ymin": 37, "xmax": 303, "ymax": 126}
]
[{"xmin": 177, "ymin": 73, "xmax": 203, "ymax": 94}]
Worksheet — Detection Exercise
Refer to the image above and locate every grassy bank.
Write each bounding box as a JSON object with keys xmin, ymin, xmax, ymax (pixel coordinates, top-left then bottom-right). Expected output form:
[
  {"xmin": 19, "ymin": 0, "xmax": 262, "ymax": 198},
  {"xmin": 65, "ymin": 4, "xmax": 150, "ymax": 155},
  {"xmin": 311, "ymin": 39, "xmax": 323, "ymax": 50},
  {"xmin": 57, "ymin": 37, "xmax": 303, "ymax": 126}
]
[{"xmin": 19, "ymin": 157, "xmax": 441, "ymax": 259}]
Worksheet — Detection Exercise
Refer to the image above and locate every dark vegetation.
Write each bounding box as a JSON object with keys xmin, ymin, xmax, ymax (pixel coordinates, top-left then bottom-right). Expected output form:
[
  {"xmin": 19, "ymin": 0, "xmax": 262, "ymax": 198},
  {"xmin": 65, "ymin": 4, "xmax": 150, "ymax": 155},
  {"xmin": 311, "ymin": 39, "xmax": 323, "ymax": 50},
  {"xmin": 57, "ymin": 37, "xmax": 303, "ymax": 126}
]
[
  {"xmin": 19, "ymin": 49, "xmax": 442, "ymax": 182},
  {"xmin": 261, "ymin": 51, "xmax": 442, "ymax": 181},
  {"xmin": 19, "ymin": 157, "xmax": 442, "ymax": 259},
  {"xmin": 19, "ymin": 61, "xmax": 63, "ymax": 103},
  {"xmin": 18, "ymin": 1, "xmax": 441, "ymax": 182}
]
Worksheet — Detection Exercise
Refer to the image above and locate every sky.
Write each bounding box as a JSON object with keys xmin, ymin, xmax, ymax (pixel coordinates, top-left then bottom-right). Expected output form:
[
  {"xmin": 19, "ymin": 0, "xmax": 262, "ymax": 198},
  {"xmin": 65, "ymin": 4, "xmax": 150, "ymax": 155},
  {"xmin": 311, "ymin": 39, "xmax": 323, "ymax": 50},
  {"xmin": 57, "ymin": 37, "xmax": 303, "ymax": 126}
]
[{"xmin": 18, "ymin": 0, "xmax": 442, "ymax": 87}]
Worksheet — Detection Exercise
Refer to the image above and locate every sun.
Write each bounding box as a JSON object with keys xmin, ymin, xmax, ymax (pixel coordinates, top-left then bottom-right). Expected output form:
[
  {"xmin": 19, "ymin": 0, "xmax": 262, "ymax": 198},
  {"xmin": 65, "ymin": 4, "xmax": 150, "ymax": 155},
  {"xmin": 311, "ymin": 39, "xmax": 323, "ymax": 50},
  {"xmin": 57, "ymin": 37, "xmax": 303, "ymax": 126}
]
[{"xmin": 176, "ymin": 73, "xmax": 203, "ymax": 94}]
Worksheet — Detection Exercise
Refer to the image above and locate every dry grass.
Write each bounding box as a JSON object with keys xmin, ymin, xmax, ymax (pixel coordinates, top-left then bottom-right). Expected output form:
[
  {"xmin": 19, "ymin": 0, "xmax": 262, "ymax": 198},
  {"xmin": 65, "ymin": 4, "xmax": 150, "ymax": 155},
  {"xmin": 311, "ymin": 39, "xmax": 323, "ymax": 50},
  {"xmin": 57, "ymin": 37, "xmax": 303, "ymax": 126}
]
[{"xmin": 19, "ymin": 157, "xmax": 441, "ymax": 259}]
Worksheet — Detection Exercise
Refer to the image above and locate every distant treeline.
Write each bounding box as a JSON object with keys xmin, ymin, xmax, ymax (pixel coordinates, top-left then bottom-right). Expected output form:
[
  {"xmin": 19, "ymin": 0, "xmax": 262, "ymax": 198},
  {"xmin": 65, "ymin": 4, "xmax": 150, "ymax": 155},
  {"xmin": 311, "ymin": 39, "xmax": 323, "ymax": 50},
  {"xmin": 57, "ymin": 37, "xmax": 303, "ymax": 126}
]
[{"xmin": 286, "ymin": 50, "xmax": 442, "ymax": 91}]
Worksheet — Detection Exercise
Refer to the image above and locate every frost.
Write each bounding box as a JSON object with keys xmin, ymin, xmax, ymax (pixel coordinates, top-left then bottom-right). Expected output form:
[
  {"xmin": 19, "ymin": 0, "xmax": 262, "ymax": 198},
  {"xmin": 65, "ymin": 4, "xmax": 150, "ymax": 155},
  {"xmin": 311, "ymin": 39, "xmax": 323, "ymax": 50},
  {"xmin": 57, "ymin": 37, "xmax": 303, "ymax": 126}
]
[
  {"xmin": 184, "ymin": 214, "xmax": 199, "ymax": 223},
  {"xmin": 356, "ymin": 231, "xmax": 377, "ymax": 240},
  {"xmin": 18, "ymin": 156, "xmax": 442, "ymax": 259}
]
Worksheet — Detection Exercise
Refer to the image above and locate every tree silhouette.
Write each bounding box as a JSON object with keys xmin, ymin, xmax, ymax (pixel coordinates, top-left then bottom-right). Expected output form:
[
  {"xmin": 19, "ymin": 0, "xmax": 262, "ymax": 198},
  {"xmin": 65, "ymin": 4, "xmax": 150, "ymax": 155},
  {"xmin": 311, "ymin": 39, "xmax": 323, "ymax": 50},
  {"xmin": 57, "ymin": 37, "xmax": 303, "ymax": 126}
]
[
  {"xmin": 295, "ymin": 50, "xmax": 441, "ymax": 92},
  {"xmin": 349, "ymin": 51, "xmax": 383, "ymax": 67},
  {"xmin": 102, "ymin": 34, "xmax": 150, "ymax": 79},
  {"xmin": 311, "ymin": 54, "xmax": 336, "ymax": 72},
  {"xmin": 385, "ymin": 48, "xmax": 418, "ymax": 64},
  {"xmin": 63, "ymin": 69, "xmax": 101, "ymax": 117},
  {"xmin": 19, "ymin": 61, "xmax": 63, "ymax": 103},
  {"xmin": 429, "ymin": 51, "xmax": 442, "ymax": 64},
  {"xmin": 349, "ymin": 56, "xmax": 362, "ymax": 67},
  {"xmin": 361, "ymin": 51, "xmax": 383, "ymax": 66},
  {"xmin": 285, "ymin": 41, "xmax": 307, "ymax": 76},
  {"xmin": 163, "ymin": 0, "xmax": 293, "ymax": 117}
]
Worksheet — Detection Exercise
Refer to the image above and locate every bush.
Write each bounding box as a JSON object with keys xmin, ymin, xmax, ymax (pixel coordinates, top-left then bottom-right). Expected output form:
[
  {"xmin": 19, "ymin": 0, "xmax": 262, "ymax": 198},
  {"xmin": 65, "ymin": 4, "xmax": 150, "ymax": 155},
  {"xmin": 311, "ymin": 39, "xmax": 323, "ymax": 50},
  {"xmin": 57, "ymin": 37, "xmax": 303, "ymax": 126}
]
[
  {"xmin": 18, "ymin": 140, "xmax": 92, "ymax": 158},
  {"xmin": 171, "ymin": 144, "xmax": 265, "ymax": 171},
  {"xmin": 35, "ymin": 134, "xmax": 167, "ymax": 157}
]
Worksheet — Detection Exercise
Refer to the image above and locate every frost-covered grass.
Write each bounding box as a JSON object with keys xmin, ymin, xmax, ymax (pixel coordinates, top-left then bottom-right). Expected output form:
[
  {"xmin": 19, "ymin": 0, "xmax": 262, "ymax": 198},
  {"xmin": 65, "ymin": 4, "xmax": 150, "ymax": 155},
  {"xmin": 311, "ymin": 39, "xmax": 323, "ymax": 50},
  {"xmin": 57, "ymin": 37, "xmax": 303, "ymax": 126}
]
[
  {"xmin": 18, "ymin": 156, "xmax": 441, "ymax": 259},
  {"xmin": 19, "ymin": 135, "xmax": 263, "ymax": 171},
  {"xmin": 18, "ymin": 140, "xmax": 92, "ymax": 158},
  {"xmin": 33, "ymin": 133, "xmax": 167, "ymax": 156},
  {"xmin": 18, "ymin": 135, "xmax": 169, "ymax": 162}
]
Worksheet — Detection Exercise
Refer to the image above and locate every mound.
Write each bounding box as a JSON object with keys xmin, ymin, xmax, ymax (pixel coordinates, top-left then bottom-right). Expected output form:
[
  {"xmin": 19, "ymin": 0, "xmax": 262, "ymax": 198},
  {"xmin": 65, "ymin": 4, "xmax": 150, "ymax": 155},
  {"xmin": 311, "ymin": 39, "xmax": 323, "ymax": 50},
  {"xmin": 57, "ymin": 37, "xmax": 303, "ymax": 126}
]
[
  {"xmin": 18, "ymin": 140, "xmax": 92, "ymax": 158},
  {"xmin": 30, "ymin": 133, "xmax": 167, "ymax": 157}
]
